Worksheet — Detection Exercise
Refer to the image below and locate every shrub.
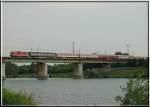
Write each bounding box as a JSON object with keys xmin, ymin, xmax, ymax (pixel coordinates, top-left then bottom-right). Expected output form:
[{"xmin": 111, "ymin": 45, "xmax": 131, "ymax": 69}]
[
  {"xmin": 2, "ymin": 88, "xmax": 36, "ymax": 105},
  {"xmin": 115, "ymin": 79, "xmax": 148, "ymax": 105}
]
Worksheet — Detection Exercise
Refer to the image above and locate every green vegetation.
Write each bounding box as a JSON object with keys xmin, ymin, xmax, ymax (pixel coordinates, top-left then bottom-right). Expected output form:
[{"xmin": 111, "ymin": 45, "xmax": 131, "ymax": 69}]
[
  {"xmin": 3, "ymin": 88, "xmax": 36, "ymax": 105},
  {"xmin": 5, "ymin": 62, "xmax": 36, "ymax": 78},
  {"xmin": 115, "ymin": 51, "xmax": 128, "ymax": 55},
  {"xmin": 115, "ymin": 79, "xmax": 148, "ymax": 105},
  {"xmin": 50, "ymin": 64, "xmax": 73, "ymax": 73},
  {"xmin": 115, "ymin": 51, "xmax": 122, "ymax": 55},
  {"xmin": 5, "ymin": 62, "xmax": 74, "ymax": 78},
  {"xmin": 84, "ymin": 67, "xmax": 148, "ymax": 78}
]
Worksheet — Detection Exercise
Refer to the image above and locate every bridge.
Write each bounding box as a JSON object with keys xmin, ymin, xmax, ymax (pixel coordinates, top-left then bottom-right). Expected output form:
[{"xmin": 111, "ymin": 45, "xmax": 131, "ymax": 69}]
[
  {"xmin": 2, "ymin": 57, "xmax": 126, "ymax": 63},
  {"xmin": 2, "ymin": 56, "xmax": 129, "ymax": 80}
]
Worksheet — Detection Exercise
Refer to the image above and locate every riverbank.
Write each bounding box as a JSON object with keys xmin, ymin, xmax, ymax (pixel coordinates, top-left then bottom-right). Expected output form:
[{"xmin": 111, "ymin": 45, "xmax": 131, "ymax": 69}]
[
  {"xmin": 50, "ymin": 67, "xmax": 148, "ymax": 78},
  {"xmin": 84, "ymin": 67, "xmax": 148, "ymax": 78}
]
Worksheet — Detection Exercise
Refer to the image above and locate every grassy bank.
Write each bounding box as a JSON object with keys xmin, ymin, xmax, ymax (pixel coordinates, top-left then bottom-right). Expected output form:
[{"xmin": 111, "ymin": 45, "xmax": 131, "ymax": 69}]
[
  {"xmin": 84, "ymin": 67, "xmax": 148, "ymax": 78},
  {"xmin": 50, "ymin": 67, "xmax": 148, "ymax": 78},
  {"xmin": 2, "ymin": 88, "xmax": 36, "ymax": 105}
]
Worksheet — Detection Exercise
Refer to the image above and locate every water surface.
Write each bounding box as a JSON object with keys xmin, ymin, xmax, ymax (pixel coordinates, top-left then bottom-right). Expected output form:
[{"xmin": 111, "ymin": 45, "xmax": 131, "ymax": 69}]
[{"xmin": 3, "ymin": 78, "xmax": 128, "ymax": 106}]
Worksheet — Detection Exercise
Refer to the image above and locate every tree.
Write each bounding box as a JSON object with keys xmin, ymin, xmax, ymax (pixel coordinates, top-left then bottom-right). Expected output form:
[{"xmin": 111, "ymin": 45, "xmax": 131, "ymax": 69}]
[
  {"xmin": 28, "ymin": 63, "xmax": 36, "ymax": 74},
  {"xmin": 115, "ymin": 51, "xmax": 122, "ymax": 55},
  {"xmin": 52, "ymin": 64, "xmax": 73, "ymax": 73},
  {"xmin": 122, "ymin": 53, "xmax": 129, "ymax": 55},
  {"xmin": 5, "ymin": 62, "xmax": 19, "ymax": 77}
]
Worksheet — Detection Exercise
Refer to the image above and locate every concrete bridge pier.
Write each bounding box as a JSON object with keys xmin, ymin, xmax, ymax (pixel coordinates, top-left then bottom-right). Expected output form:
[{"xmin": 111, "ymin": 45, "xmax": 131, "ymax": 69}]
[
  {"xmin": 36, "ymin": 62, "xmax": 49, "ymax": 80},
  {"xmin": 2, "ymin": 62, "xmax": 6, "ymax": 80},
  {"xmin": 73, "ymin": 63, "xmax": 83, "ymax": 79}
]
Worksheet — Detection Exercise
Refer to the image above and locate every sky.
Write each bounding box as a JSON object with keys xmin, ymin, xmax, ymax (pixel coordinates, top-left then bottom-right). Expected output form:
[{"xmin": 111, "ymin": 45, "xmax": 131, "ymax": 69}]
[{"xmin": 2, "ymin": 2, "xmax": 148, "ymax": 57}]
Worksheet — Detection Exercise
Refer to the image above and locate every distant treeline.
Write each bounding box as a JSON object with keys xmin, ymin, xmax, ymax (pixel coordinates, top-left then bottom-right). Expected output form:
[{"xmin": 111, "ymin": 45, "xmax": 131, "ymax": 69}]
[
  {"xmin": 111, "ymin": 58, "xmax": 148, "ymax": 68},
  {"xmin": 5, "ymin": 62, "xmax": 74, "ymax": 78},
  {"xmin": 5, "ymin": 58, "xmax": 148, "ymax": 78},
  {"xmin": 84, "ymin": 58, "xmax": 148, "ymax": 69}
]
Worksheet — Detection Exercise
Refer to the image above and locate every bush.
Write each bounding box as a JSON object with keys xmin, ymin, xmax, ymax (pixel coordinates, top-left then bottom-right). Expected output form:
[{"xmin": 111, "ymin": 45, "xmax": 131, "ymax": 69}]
[
  {"xmin": 115, "ymin": 79, "xmax": 148, "ymax": 105},
  {"xmin": 3, "ymin": 88, "xmax": 36, "ymax": 105}
]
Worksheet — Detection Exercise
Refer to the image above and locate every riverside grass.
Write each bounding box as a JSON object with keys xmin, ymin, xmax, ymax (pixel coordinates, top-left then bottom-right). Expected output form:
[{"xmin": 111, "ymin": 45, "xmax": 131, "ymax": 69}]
[{"xmin": 2, "ymin": 88, "xmax": 36, "ymax": 105}]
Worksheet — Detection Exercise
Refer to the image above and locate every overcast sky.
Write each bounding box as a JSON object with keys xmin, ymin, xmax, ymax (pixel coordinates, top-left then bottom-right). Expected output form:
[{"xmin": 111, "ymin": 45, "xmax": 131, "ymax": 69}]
[{"xmin": 2, "ymin": 2, "xmax": 148, "ymax": 56}]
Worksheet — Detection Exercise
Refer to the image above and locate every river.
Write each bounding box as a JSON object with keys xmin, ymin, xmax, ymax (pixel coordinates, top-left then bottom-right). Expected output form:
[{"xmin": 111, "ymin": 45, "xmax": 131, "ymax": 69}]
[{"xmin": 3, "ymin": 78, "xmax": 128, "ymax": 106}]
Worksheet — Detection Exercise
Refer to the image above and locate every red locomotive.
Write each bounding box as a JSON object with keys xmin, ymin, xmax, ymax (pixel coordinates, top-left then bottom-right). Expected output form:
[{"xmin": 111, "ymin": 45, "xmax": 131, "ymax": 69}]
[{"xmin": 10, "ymin": 51, "xmax": 29, "ymax": 57}]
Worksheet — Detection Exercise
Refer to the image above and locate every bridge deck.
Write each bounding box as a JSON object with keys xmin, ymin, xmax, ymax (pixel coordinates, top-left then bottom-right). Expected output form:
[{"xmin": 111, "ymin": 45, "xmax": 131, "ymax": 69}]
[{"xmin": 2, "ymin": 57, "xmax": 127, "ymax": 63}]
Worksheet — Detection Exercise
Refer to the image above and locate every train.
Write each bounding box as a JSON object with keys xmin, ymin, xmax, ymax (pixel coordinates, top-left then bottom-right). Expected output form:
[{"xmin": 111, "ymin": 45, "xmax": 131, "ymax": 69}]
[
  {"xmin": 56, "ymin": 53, "xmax": 127, "ymax": 60},
  {"xmin": 10, "ymin": 51, "xmax": 133, "ymax": 60}
]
